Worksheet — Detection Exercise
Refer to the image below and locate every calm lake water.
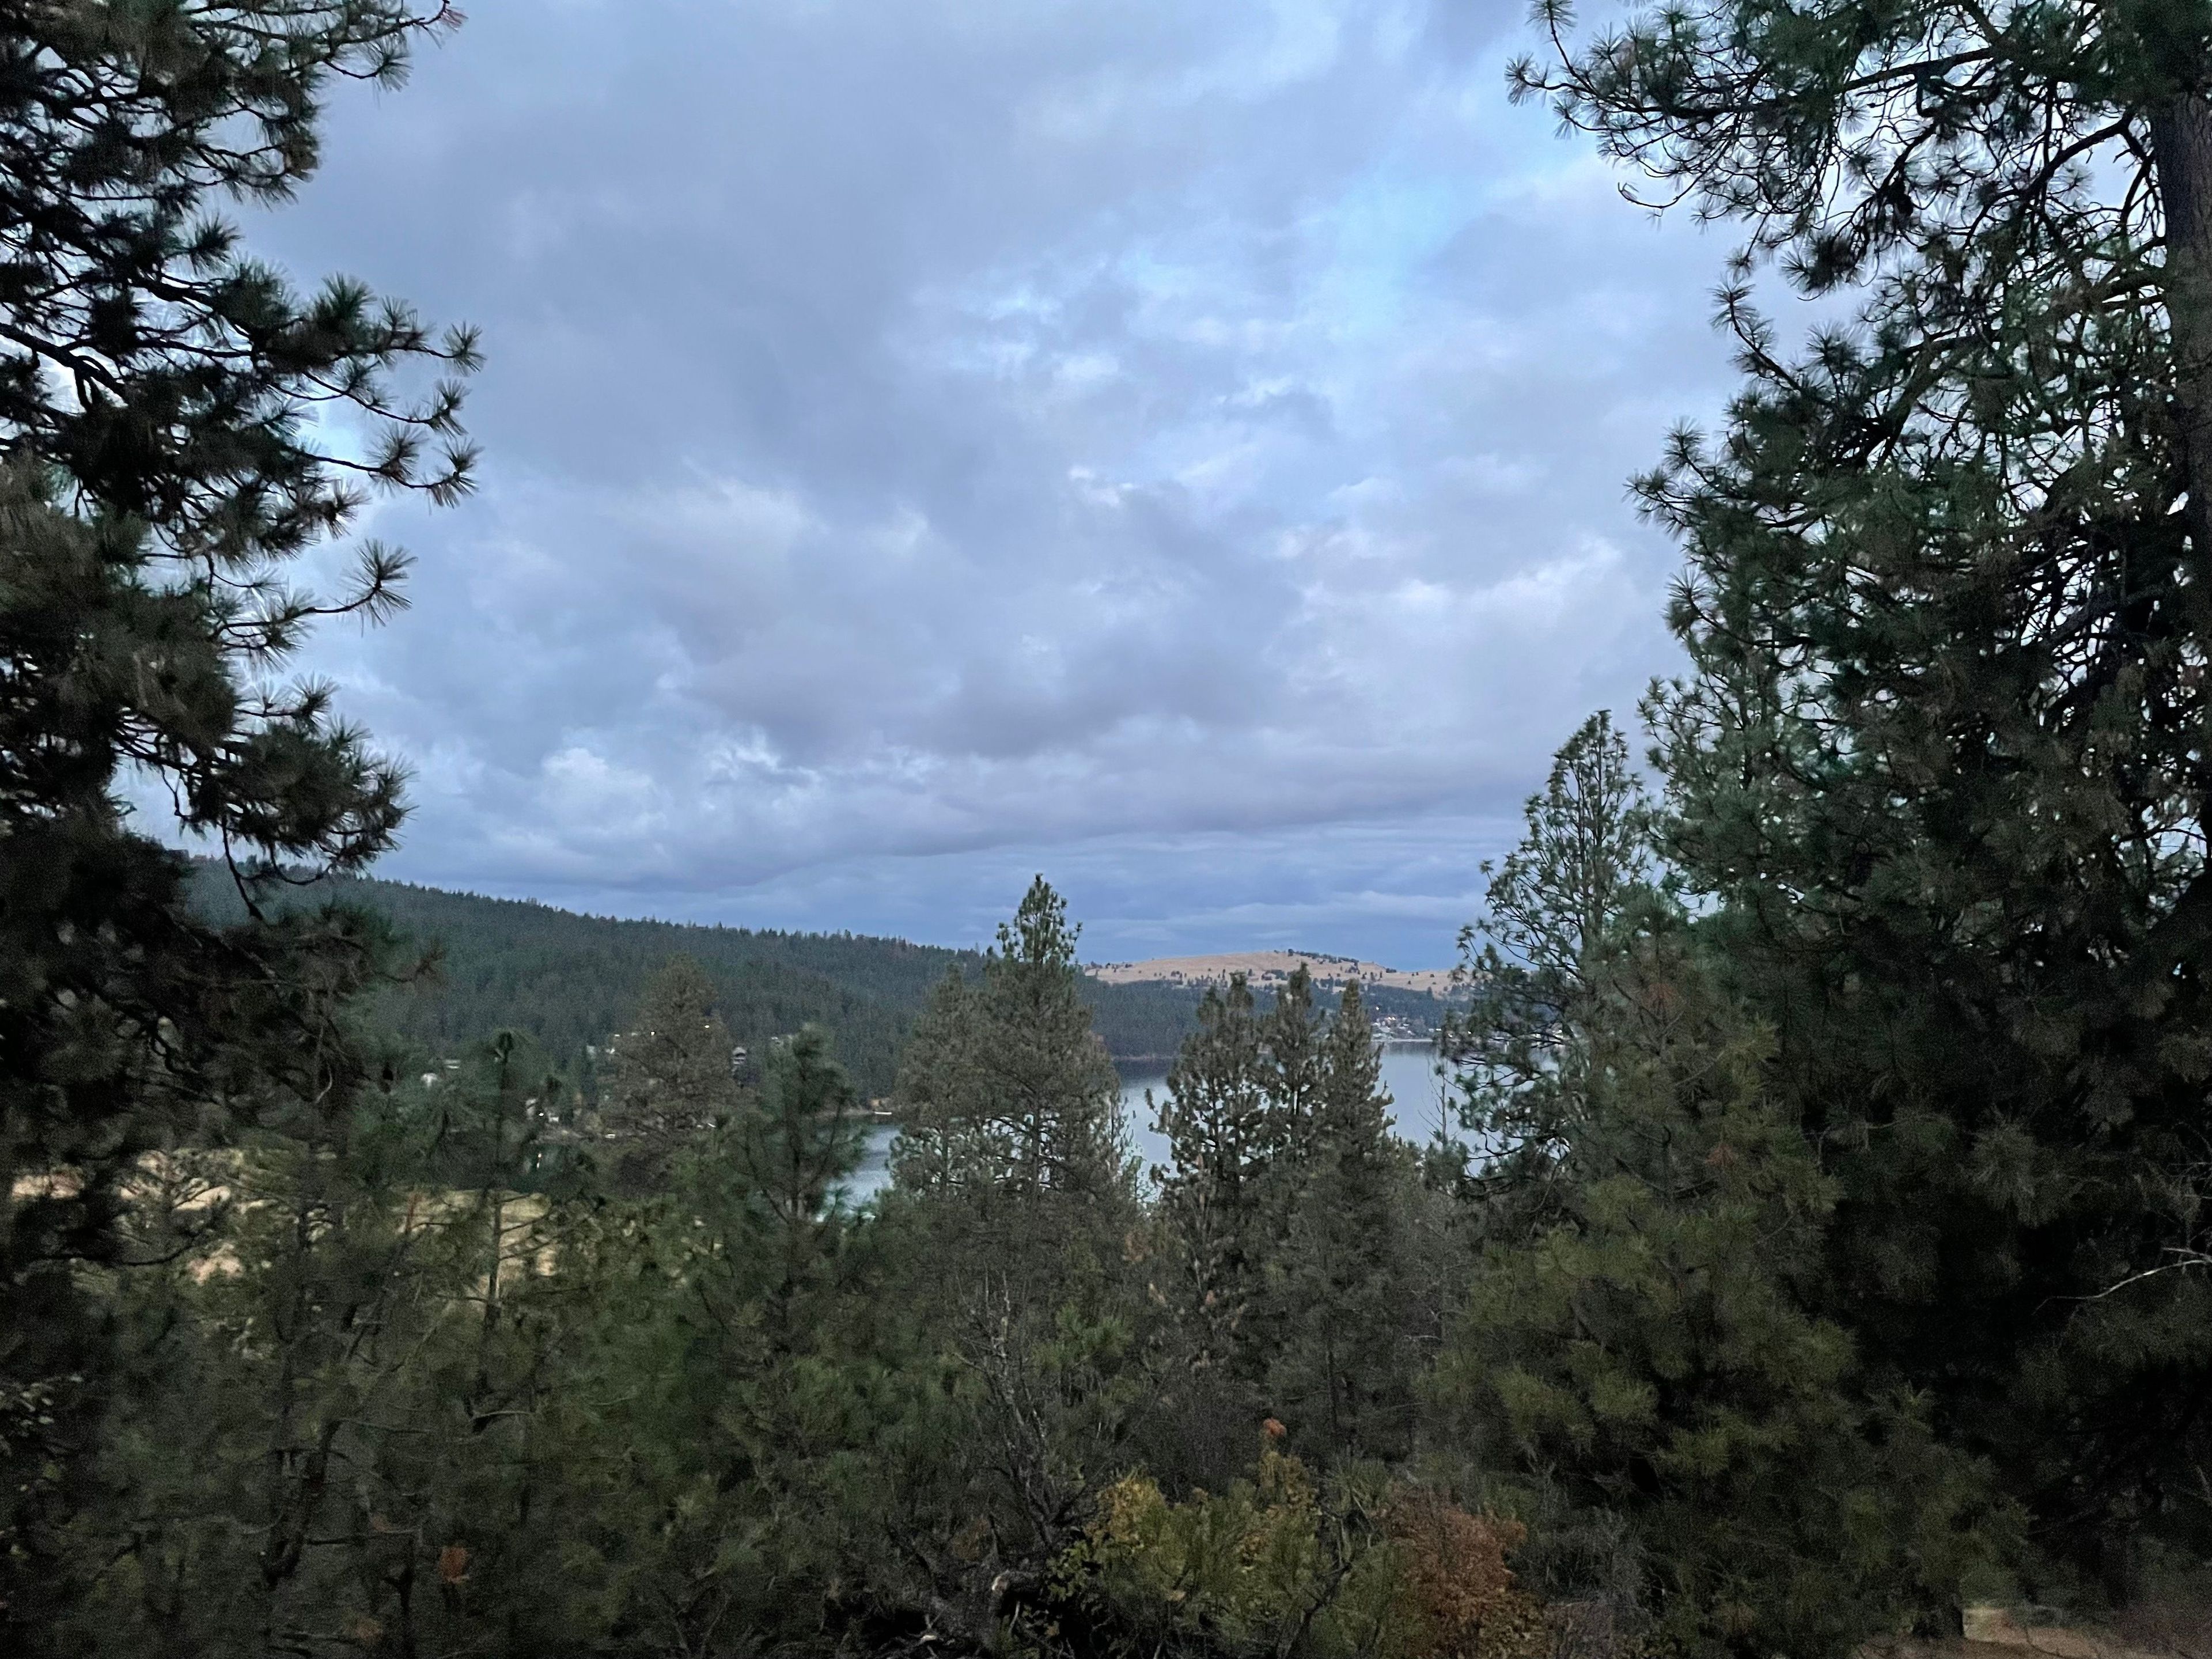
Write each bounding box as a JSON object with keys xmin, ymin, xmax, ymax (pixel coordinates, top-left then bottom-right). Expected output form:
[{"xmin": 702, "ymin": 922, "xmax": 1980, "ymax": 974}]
[{"xmin": 842, "ymin": 1041, "xmax": 1455, "ymax": 1203}]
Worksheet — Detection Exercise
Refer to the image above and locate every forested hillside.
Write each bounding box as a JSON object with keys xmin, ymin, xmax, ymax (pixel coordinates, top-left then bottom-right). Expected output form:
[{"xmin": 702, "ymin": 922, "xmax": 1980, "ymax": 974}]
[{"xmin": 190, "ymin": 865, "xmax": 1213, "ymax": 1094}]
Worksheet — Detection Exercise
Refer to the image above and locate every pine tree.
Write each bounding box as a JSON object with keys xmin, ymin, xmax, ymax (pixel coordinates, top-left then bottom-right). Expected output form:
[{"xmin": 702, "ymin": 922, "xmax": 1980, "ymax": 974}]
[
  {"xmin": 595, "ymin": 956, "xmax": 741, "ymax": 1193},
  {"xmin": 0, "ymin": 5, "xmax": 475, "ymax": 1627},
  {"xmin": 741, "ymin": 1024, "xmax": 868, "ymax": 1338},
  {"xmin": 1153, "ymin": 974, "xmax": 1275, "ymax": 1377},
  {"xmin": 1435, "ymin": 722, "xmax": 2009, "ymax": 1653},
  {"xmin": 1265, "ymin": 982, "xmax": 1420, "ymax": 1463},
  {"xmin": 1518, "ymin": 0, "xmax": 2212, "ymax": 1596},
  {"xmin": 1443, "ymin": 712, "xmax": 1657, "ymax": 1213},
  {"xmin": 1152, "ymin": 965, "xmax": 1422, "ymax": 1462},
  {"xmin": 893, "ymin": 876, "xmax": 1132, "ymax": 1207},
  {"xmin": 1257, "ymin": 964, "xmax": 1327, "ymax": 1168},
  {"xmin": 882, "ymin": 884, "xmax": 1155, "ymax": 1633},
  {"xmin": 573, "ymin": 1025, "xmax": 881, "ymax": 1654}
]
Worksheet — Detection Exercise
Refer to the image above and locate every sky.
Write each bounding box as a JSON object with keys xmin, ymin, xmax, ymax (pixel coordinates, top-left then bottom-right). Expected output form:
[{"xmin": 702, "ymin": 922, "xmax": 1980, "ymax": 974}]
[{"xmin": 257, "ymin": 0, "xmax": 1755, "ymax": 968}]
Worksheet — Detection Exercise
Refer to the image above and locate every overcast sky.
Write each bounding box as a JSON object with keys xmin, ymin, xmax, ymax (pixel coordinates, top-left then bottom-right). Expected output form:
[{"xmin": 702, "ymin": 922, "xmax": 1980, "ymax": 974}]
[{"xmin": 262, "ymin": 0, "xmax": 1750, "ymax": 967}]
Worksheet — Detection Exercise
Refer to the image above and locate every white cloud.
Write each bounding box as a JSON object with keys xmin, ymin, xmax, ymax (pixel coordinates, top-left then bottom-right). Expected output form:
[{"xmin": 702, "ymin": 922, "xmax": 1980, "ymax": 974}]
[{"xmin": 255, "ymin": 0, "xmax": 1756, "ymax": 965}]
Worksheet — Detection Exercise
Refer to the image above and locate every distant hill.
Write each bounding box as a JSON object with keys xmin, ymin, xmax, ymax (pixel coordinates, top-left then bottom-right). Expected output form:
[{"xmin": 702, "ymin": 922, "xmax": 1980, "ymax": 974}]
[
  {"xmin": 190, "ymin": 866, "xmax": 1207, "ymax": 1097},
  {"xmin": 1088, "ymin": 949, "xmax": 1456, "ymax": 997},
  {"xmin": 1086, "ymin": 948, "xmax": 1463, "ymax": 1041}
]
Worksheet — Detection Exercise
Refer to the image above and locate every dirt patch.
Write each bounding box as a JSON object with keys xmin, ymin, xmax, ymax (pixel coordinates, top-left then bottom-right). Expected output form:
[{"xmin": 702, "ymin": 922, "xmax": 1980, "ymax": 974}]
[{"xmin": 1867, "ymin": 1604, "xmax": 2211, "ymax": 1659}]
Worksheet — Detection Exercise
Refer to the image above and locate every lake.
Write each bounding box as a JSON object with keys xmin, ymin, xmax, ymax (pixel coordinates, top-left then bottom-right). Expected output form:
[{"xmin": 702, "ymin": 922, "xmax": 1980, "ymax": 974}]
[{"xmin": 842, "ymin": 1041, "xmax": 1457, "ymax": 1202}]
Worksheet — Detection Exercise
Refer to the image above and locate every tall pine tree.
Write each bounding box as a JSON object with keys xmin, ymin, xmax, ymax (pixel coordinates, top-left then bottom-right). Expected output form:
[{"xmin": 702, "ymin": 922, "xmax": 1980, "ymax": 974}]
[
  {"xmin": 893, "ymin": 877, "xmax": 1132, "ymax": 1208},
  {"xmin": 0, "ymin": 5, "xmax": 475, "ymax": 1633},
  {"xmin": 1266, "ymin": 982, "xmax": 1419, "ymax": 1463},
  {"xmin": 1519, "ymin": 0, "xmax": 2212, "ymax": 1598},
  {"xmin": 594, "ymin": 956, "xmax": 741, "ymax": 1194},
  {"xmin": 1438, "ymin": 720, "xmax": 2008, "ymax": 1653}
]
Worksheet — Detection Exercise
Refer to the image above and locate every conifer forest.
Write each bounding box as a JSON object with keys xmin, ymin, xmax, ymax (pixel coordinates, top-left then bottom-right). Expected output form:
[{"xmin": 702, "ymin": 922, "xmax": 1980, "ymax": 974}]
[{"xmin": 7, "ymin": 3, "xmax": 2212, "ymax": 1657}]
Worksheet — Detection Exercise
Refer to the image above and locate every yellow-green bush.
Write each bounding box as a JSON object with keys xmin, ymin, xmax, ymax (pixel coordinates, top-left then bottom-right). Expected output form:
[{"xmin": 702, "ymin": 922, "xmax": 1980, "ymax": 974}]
[{"xmin": 1053, "ymin": 1447, "xmax": 1546, "ymax": 1659}]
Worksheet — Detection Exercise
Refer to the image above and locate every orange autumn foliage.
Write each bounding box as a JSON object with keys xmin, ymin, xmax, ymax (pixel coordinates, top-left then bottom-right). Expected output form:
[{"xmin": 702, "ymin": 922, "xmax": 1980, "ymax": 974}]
[
  {"xmin": 437, "ymin": 1544, "xmax": 470, "ymax": 1586},
  {"xmin": 1387, "ymin": 1490, "xmax": 1548, "ymax": 1659}
]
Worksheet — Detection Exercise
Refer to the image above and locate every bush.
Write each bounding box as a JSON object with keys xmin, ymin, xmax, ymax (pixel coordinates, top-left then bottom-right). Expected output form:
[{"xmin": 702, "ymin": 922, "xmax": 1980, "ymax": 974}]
[{"xmin": 1055, "ymin": 1444, "xmax": 1546, "ymax": 1659}]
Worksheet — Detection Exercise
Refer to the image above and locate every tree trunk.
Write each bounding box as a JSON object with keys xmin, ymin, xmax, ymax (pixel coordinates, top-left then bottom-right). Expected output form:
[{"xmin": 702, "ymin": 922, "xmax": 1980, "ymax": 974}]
[{"xmin": 2151, "ymin": 94, "xmax": 2212, "ymax": 566}]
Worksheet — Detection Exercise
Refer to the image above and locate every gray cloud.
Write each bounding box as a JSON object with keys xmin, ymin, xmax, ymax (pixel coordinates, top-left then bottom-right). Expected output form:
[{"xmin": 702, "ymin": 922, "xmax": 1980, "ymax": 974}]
[{"xmin": 264, "ymin": 0, "xmax": 1745, "ymax": 966}]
